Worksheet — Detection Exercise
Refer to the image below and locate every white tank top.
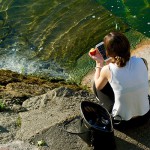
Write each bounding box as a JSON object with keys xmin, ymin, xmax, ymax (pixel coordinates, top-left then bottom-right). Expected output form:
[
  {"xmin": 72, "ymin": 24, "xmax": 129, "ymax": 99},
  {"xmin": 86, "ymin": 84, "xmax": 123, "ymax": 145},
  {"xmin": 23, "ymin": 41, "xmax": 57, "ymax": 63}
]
[{"xmin": 109, "ymin": 56, "xmax": 149, "ymax": 120}]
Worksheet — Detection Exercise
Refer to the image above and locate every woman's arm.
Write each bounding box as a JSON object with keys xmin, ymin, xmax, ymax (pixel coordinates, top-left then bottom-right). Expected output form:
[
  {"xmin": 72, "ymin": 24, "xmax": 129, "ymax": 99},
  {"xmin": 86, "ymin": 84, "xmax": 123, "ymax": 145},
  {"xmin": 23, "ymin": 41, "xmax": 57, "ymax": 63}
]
[
  {"xmin": 94, "ymin": 62, "xmax": 110, "ymax": 90},
  {"xmin": 88, "ymin": 48, "xmax": 111, "ymax": 90}
]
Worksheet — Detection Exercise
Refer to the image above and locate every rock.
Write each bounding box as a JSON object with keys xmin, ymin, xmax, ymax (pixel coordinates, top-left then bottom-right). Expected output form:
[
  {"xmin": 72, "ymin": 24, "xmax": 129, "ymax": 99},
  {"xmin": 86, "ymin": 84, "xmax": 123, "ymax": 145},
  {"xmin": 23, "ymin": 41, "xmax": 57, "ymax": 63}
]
[
  {"xmin": 30, "ymin": 124, "xmax": 92, "ymax": 150},
  {"xmin": 0, "ymin": 140, "xmax": 38, "ymax": 150},
  {"xmin": 22, "ymin": 87, "xmax": 93, "ymax": 111},
  {"xmin": 55, "ymin": 87, "xmax": 74, "ymax": 97},
  {"xmin": 0, "ymin": 112, "xmax": 19, "ymax": 144},
  {"xmin": 17, "ymin": 87, "xmax": 96, "ymax": 140},
  {"xmin": 11, "ymin": 104, "xmax": 26, "ymax": 112},
  {"xmin": 22, "ymin": 90, "xmax": 54, "ymax": 110}
]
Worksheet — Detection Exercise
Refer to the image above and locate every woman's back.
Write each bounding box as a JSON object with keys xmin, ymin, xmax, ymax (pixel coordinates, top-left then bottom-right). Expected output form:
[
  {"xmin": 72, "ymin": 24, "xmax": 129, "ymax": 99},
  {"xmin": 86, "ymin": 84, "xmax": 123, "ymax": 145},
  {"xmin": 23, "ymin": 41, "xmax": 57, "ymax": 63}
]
[{"xmin": 109, "ymin": 56, "xmax": 149, "ymax": 120}]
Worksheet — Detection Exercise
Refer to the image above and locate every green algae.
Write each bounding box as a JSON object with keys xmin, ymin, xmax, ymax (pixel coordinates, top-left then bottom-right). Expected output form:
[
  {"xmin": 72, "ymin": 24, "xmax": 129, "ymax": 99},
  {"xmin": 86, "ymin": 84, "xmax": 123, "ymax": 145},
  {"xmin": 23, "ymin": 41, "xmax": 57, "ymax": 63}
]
[{"xmin": 124, "ymin": 29, "xmax": 149, "ymax": 50}]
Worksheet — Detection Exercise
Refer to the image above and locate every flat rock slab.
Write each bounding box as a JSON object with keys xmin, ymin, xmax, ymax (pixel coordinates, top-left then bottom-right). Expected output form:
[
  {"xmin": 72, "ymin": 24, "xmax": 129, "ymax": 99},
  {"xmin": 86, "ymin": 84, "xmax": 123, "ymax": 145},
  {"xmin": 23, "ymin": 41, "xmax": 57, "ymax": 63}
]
[
  {"xmin": 30, "ymin": 124, "xmax": 92, "ymax": 150},
  {"xmin": 0, "ymin": 112, "xmax": 19, "ymax": 144},
  {"xmin": 16, "ymin": 88, "xmax": 95, "ymax": 141},
  {"xmin": 0, "ymin": 140, "xmax": 38, "ymax": 150}
]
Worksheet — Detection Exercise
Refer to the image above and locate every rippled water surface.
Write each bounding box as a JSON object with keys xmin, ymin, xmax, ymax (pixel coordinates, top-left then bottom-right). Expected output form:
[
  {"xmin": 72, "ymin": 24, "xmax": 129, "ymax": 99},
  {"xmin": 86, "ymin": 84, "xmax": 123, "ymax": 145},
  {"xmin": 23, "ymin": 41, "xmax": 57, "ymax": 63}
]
[
  {"xmin": 97, "ymin": 0, "xmax": 150, "ymax": 37},
  {"xmin": 0, "ymin": 0, "xmax": 149, "ymax": 82}
]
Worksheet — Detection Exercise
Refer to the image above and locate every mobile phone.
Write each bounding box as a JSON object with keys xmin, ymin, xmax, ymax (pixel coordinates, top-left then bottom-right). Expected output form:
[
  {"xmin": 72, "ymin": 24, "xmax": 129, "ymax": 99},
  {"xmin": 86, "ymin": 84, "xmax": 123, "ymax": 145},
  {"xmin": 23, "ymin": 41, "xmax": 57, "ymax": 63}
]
[{"xmin": 95, "ymin": 42, "xmax": 110, "ymax": 61}]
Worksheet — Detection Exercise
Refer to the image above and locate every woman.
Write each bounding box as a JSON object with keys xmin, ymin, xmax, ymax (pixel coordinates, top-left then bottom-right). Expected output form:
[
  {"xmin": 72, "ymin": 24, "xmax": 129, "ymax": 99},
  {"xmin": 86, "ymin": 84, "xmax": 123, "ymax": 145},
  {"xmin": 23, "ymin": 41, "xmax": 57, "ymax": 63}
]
[{"xmin": 89, "ymin": 32, "xmax": 150, "ymax": 128}]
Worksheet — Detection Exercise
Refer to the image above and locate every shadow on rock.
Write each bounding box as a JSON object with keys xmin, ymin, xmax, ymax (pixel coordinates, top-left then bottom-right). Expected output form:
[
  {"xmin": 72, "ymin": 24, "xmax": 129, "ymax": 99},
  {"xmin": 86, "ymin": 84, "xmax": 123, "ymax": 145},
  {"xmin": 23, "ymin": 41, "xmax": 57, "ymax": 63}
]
[
  {"xmin": 30, "ymin": 123, "xmax": 92, "ymax": 150},
  {"xmin": 115, "ymin": 119, "xmax": 150, "ymax": 150},
  {"xmin": 0, "ymin": 126, "xmax": 9, "ymax": 133}
]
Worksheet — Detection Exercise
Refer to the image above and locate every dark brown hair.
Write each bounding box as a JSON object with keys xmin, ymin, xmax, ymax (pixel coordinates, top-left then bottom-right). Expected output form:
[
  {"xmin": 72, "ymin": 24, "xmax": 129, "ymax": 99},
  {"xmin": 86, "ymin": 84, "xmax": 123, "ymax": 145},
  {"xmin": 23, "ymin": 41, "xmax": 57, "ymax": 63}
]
[{"xmin": 104, "ymin": 32, "xmax": 130, "ymax": 67}]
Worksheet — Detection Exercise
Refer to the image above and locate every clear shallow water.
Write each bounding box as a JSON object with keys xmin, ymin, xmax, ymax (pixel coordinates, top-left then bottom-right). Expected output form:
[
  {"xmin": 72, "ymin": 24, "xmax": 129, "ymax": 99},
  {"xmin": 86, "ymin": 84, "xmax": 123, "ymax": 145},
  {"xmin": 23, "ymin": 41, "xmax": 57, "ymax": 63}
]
[{"xmin": 0, "ymin": 0, "xmax": 149, "ymax": 82}]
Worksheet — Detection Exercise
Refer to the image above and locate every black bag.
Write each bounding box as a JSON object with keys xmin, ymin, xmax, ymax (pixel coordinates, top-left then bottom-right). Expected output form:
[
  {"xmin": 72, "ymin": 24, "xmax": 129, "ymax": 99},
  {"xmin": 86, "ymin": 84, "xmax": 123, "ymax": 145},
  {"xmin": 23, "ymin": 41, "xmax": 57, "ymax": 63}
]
[{"xmin": 63, "ymin": 101, "xmax": 116, "ymax": 150}]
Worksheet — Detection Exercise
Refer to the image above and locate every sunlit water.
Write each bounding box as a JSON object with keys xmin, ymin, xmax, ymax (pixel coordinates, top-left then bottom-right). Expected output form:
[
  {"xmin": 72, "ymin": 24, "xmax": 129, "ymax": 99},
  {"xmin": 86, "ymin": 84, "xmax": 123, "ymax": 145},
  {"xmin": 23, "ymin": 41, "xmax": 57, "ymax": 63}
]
[{"xmin": 0, "ymin": 0, "xmax": 149, "ymax": 82}]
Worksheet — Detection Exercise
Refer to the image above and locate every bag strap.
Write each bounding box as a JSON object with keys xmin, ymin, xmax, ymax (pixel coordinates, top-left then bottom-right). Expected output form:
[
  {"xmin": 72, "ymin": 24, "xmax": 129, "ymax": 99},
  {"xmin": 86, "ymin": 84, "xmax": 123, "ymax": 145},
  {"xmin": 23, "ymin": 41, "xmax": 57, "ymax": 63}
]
[
  {"xmin": 141, "ymin": 57, "xmax": 148, "ymax": 70},
  {"xmin": 63, "ymin": 116, "xmax": 94, "ymax": 147},
  {"xmin": 62, "ymin": 116, "xmax": 90, "ymax": 135}
]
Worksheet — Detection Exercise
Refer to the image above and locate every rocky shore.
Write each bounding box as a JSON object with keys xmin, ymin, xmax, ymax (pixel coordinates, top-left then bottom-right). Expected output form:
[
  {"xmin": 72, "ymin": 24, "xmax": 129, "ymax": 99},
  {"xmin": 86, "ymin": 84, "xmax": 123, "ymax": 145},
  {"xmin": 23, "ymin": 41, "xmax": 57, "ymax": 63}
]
[{"xmin": 0, "ymin": 39, "xmax": 150, "ymax": 150}]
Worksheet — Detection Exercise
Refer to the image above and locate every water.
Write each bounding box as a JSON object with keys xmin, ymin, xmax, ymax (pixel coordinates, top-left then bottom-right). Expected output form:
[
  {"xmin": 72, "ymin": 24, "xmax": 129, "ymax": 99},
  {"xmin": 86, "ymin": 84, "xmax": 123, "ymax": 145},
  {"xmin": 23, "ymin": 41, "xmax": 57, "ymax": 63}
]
[
  {"xmin": 0, "ymin": 0, "xmax": 149, "ymax": 83},
  {"xmin": 96, "ymin": 0, "xmax": 150, "ymax": 37}
]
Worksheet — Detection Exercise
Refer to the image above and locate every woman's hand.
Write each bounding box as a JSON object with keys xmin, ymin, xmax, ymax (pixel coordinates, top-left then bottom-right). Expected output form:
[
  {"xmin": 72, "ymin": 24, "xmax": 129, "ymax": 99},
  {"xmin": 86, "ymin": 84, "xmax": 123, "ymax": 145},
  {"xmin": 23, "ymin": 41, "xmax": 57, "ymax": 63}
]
[{"xmin": 88, "ymin": 48, "xmax": 104, "ymax": 66}]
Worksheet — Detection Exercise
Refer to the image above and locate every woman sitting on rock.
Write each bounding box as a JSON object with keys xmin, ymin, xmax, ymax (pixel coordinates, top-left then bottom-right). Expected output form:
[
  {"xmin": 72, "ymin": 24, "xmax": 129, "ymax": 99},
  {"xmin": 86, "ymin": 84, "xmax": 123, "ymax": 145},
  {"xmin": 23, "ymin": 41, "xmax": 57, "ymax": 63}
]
[{"xmin": 89, "ymin": 31, "xmax": 150, "ymax": 128}]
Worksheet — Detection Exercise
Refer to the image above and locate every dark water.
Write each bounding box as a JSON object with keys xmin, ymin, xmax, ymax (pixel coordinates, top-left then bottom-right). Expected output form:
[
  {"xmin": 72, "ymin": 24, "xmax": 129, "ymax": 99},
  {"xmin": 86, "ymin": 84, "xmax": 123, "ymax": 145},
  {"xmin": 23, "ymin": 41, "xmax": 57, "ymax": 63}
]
[
  {"xmin": 0, "ymin": 0, "xmax": 149, "ymax": 83},
  {"xmin": 97, "ymin": 0, "xmax": 150, "ymax": 37}
]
